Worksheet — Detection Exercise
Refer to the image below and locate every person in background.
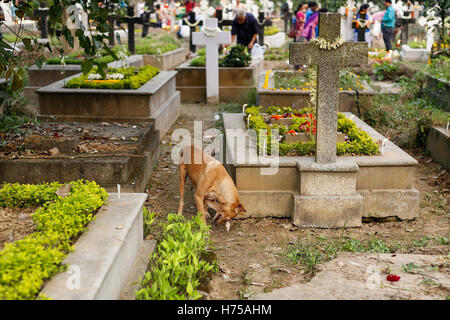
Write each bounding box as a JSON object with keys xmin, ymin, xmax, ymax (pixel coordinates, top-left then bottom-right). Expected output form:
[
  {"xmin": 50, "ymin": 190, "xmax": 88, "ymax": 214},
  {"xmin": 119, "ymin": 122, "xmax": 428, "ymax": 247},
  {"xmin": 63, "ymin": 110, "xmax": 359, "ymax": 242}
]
[
  {"xmin": 230, "ymin": 7, "xmax": 259, "ymax": 52},
  {"xmin": 301, "ymin": 5, "xmax": 324, "ymax": 41},
  {"xmin": 293, "ymin": 2, "xmax": 307, "ymax": 42},
  {"xmin": 155, "ymin": 4, "xmax": 163, "ymax": 28},
  {"xmin": 185, "ymin": 0, "xmax": 195, "ymax": 14},
  {"xmin": 354, "ymin": 3, "xmax": 372, "ymax": 47},
  {"xmin": 381, "ymin": 0, "xmax": 396, "ymax": 51}
]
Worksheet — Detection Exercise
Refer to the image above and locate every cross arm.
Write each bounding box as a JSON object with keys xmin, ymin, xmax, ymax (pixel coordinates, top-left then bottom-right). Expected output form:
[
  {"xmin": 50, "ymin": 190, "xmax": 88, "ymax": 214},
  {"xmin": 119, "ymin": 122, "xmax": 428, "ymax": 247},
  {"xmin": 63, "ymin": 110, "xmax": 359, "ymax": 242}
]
[
  {"xmin": 339, "ymin": 42, "xmax": 368, "ymax": 67},
  {"xmin": 289, "ymin": 42, "xmax": 319, "ymax": 66}
]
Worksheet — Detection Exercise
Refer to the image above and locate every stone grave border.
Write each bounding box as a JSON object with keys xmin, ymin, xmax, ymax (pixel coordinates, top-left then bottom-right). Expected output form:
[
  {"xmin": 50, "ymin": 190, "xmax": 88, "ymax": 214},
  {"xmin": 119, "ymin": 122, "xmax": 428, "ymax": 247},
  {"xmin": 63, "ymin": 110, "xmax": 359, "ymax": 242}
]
[
  {"xmin": 41, "ymin": 193, "xmax": 155, "ymax": 300},
  {"xmin": 141, "ymin": 47, "xmax": 188, "ymax": 70}
]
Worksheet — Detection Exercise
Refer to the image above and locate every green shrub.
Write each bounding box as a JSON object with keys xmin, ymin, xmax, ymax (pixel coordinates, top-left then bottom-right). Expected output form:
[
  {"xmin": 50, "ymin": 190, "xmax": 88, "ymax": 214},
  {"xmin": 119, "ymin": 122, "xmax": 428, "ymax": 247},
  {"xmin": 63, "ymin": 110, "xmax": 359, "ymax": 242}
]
[
  {"xmin": 219, "ymin": 45, "xmax": 251, "ymax": 68},
  {"xmin": 189, "ymin": 55, "xmax": 206, "ymax": 67},
  {"xmin": 65, "ymin": 65, "xmax": 160, "ymax": 90},
  {"xmin": 0, "ymin": 180, "xmax": 108, "ymax": 300},
  {"xmin": 135, "ymin": 213, "xmax": 217, "ymax": 300},
  {"xmin": 408, "ymin": 40, "xmax": 426, "ymax": 49},
  {"xmin": 374, "ymin": 61, "xmax": 401, "ymax": 81},
  {"xmin": 245, "ymin": 107, "xmax": 379, "ymax": 156},
  {"xmin": 45, "ymin": 55, "xmax": 115, "ymax": 65}
]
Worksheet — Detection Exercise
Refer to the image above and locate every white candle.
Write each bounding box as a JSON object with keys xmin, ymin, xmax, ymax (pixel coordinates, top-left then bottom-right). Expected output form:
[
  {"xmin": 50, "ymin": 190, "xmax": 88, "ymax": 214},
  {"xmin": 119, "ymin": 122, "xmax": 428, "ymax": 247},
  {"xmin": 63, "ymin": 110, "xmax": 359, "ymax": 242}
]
[
  {"xmin": 117, "ymin": 184, "xmax": 121, "ymax": 200},
  {"xmin": 247, "ymin": 114, "xmax": 251, "ymax": 128},
  {"xmin": 381, "ymin": 139, "xmax": 388, "ymax": 156},
  {"xmin": 242, "ymin": 104, "xmax": 248, "ymax": 114}
]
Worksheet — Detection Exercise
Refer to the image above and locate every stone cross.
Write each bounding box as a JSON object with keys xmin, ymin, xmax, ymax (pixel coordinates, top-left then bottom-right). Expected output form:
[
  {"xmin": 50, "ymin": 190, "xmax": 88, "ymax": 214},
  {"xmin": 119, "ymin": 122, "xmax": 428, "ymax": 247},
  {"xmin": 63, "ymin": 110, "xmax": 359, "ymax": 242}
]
[
  {"xmin": 192, "ymin": 18, "xmax": 231, "ymax": 104},
  {"xmin": 289, "ymin": 13, "xmax": 368, "ymax": 164}
]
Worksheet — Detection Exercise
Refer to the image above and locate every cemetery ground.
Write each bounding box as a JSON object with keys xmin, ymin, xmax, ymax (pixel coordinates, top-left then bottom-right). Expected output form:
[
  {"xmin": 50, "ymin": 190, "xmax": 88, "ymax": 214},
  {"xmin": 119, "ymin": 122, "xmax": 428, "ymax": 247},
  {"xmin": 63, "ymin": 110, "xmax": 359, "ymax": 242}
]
[{"xmin": 144, "ymin": 100, "xmax": 449, "ymax": 300}]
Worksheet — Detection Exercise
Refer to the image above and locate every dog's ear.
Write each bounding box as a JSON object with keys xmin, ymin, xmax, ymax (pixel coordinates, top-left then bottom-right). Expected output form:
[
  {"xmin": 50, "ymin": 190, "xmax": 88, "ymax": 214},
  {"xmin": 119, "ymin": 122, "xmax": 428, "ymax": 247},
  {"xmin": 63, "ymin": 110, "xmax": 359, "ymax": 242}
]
[{"xmin": 234, "ymin": 203, "xmax": 246, "ymax": 215}]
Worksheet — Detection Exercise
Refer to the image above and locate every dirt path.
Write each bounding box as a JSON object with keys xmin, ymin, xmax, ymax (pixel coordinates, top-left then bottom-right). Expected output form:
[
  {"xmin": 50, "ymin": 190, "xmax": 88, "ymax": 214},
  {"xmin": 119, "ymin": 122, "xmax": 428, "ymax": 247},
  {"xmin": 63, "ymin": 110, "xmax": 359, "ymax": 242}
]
[{"xmin": 144, "ymin": 104, "xmax": 449, "ymax": 300}]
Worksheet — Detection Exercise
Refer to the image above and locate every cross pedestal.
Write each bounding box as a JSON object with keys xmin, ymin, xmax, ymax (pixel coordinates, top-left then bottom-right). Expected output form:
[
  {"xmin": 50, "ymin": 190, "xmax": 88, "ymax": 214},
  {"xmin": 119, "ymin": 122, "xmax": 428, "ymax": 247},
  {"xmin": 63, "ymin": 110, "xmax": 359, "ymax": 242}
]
[
  {"xmin": 289, "ymin": 13, "xmax": 368, "ymax": 228},
  {"xmin": 289, "ymin": 13, "xmax": 368, "ymax": 164},
  {"xmin": 192, "ymin": 18, "xmax": 231, "ymax": 104}
]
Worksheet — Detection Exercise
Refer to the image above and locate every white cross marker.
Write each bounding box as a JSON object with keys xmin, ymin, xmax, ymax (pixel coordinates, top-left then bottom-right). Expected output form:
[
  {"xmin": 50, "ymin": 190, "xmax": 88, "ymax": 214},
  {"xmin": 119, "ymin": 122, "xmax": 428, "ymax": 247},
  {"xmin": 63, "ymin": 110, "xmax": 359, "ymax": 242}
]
[{"xmin": 192, "ymin": 18, "xmax": 231, "ymax": 104}]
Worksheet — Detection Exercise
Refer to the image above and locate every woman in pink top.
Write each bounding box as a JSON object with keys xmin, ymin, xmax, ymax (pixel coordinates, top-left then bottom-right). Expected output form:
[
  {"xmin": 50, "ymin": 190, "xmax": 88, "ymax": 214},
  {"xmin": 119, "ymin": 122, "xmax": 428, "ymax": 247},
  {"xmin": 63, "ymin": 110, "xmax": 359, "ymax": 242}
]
[{"xmin": 294, "ymin": 2, "xmax": 307, "ymax": 41}]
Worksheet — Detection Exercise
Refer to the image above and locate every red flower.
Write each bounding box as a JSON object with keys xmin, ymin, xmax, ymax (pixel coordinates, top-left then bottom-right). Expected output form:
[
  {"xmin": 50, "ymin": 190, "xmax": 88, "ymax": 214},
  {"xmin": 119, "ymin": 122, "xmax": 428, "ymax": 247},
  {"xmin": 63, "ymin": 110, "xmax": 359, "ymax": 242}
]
[
  {"xmin": 287, "ymin": 130, "xmax": 296, "ymax": 135},
  {"xmin": 387, "ymin": 274, "xmax": 400, "ymax": 282},
  {"xmin": 53, "ymin": 132, "xmax": 59, "ymax": 138}
]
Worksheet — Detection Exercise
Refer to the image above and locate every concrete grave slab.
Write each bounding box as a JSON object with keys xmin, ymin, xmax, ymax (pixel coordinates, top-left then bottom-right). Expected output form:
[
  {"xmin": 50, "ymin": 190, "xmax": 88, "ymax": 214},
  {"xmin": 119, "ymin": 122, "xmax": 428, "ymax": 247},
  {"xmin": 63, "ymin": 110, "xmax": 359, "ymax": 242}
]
[{"xmin": 426, "ymin": 127, "xmax": 450, "ymax": 170}]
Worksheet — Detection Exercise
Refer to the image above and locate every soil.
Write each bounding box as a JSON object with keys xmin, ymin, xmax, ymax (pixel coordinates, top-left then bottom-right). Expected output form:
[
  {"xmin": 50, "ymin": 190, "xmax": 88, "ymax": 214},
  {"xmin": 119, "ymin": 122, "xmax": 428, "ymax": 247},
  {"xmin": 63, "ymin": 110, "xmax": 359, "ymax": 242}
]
[
  {"xmin": 0, "ymin": 121, "xmax": 151, "ymax": 160},
  {"xmin": 144, "ymin": 104, "xmax": 449, "ymax": 300},
  {"xmin": 0, "ymin": 208, "xmax": 36, "ymax": 250}
]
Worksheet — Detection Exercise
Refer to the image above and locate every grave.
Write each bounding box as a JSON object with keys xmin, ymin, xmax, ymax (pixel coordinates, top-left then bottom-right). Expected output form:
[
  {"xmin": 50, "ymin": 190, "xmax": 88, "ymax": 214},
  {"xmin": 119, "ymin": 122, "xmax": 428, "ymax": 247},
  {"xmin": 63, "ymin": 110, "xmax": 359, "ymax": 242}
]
[
  {"xmin": 223, "ymin": 14, "xmax": 419, "ymax": 227},
  {"xmin": 175, "ymin": 57, "xmax": 263, "ymax": 103},
  {"xmin": 36, "ymin": 70, "xmax": 181, "ymax": 139},
  {"xmin": 0, "ymin": 122, "xmax": 159, "ymax": 192},
  {"xmin": 141, "ymin": 47, "xmax": 187, "ymax": 70},
  {"xmin": 24, "ymin": 55, "xmax": 144, "ymax": 104},
  {"xmin": 192, "ymin": 18, "xmax": 231, "ymax": 104}
]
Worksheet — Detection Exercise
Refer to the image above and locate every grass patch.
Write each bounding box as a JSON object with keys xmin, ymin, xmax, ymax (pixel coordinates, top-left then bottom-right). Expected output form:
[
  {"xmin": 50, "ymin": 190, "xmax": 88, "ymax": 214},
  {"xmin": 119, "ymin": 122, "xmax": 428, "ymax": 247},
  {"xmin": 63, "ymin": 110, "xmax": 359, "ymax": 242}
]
[
  {"xmin": 285, "ymin": 235, "xmax": 400, "ymax": 274},
  {"xmin": 135, "ymin": 34, "xmax": 181, "ymax": 55}
]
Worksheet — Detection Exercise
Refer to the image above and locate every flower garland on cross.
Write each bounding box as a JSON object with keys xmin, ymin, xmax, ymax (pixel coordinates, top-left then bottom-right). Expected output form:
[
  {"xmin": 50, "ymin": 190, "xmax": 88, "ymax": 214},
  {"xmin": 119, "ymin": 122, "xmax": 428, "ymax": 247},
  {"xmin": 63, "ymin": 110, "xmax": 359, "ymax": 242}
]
[{"xmin": 310, "ymin": 35, "xmax": 345, "ymax": 50}]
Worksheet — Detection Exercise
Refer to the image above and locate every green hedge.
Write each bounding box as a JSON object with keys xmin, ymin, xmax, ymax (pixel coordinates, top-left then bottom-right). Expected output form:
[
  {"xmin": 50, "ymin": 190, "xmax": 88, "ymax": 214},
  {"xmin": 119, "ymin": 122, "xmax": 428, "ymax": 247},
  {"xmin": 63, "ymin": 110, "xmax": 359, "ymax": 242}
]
[
  {"xmin": 245, "ymin": 106, "xmax": 379, "ymax": 156},
  {"xmin": 45, "ymin": 55, "xmax": 116, "ymax": 65},
  {"xmin": 136, "ymin": 214, "xmax": 217, "ymax": 300},
  {"xmin": 65, "ymin": 65, "xmax": 160, "ymax": 90},
  {"xmin": 0, "ymin": 180, "xmax": 108, "ymax": 300},
  {"xmin": 135, "ymin": 34, "xmax": 180, "ymax": 55}
]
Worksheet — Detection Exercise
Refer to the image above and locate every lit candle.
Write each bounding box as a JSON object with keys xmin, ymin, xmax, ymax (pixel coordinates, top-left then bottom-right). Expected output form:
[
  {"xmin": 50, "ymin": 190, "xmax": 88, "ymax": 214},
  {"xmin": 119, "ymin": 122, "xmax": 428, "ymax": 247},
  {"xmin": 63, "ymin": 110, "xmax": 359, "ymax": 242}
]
[
  {"xmin": 247, "ymin": 114, "xmax": 251, "ymax": 127},
  {"xmin": 117, "ymin": 184, "xmax": 121, "ymax": 200},
  {"xmin": 242, "ymin": 104, "xmax": 248, "ymax": 114}
]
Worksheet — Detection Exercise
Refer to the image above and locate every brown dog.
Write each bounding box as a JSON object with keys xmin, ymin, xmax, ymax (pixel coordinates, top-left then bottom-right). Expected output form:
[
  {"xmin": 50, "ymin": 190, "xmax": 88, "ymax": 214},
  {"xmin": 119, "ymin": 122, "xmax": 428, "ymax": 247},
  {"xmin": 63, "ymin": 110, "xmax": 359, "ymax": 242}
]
[{"xmin": 177, "ymin": 145, "xmax": 246, "ymax": 231}]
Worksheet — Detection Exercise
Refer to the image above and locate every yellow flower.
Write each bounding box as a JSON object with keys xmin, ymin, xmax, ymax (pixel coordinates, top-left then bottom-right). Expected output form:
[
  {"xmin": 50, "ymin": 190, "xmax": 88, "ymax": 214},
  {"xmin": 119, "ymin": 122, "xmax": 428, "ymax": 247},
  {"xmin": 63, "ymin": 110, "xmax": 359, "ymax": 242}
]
[
  {"xmin": 339, "ymin": 88, "xmax": 343, "ymax": 91},
  {"xmin": 280, "ymin": 87, "xmax": 284, "ymax": 90},
  {"xmin": 287, "ymin": 88, "xmax": 290, "ymax": 91}
]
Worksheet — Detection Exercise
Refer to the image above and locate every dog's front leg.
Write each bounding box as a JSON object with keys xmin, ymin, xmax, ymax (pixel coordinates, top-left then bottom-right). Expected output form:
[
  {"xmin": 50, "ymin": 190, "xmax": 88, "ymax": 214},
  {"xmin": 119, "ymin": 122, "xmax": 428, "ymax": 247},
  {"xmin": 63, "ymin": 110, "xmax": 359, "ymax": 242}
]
[
  {"xmin": 177, "ymin": 162, "xmax": 187, "ymax": 215},
  {"xmin": 194, "ymin": 192, "xmax": 207, "ymax": 223}
]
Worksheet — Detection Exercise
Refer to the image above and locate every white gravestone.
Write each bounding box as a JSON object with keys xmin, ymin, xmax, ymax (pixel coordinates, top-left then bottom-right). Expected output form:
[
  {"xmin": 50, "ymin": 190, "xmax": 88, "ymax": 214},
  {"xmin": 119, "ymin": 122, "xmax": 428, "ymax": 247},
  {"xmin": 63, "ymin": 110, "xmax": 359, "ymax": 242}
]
[{"xmin": 192, "ymin": 18, "xmax": 231, "ymax": 104}]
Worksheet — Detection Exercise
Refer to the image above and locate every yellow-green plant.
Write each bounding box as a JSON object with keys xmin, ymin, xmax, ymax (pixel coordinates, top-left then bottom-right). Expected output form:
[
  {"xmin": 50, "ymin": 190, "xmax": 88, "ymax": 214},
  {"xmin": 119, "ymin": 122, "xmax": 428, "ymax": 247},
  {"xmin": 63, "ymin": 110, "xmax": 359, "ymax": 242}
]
[
  {"xmin": 136, "ymin": 213, "xmax": 217, "ymax": 300},
  {"xmin": 0, "ymin": 180, "xmax": 108, "ymax": 300}
]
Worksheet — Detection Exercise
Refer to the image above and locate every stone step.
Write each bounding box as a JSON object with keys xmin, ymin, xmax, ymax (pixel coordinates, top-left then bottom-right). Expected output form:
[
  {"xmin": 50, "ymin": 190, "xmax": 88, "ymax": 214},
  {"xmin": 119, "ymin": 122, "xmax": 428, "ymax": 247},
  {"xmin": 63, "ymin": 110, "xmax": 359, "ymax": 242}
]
[{"xmin": 41, "ymin": 193, "xmax": 147, "ymax": 300}]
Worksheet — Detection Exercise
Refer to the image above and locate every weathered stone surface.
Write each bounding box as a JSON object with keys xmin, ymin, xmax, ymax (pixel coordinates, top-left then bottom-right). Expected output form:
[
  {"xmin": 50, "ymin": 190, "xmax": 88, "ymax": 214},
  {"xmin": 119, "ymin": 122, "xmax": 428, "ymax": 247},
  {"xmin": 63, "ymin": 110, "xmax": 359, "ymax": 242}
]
[
  {"xmin": 359, "ymin": 189, "xmax": 419, "ymax": 220},
  {"xmin": 236, "ymin": 167, "xmax": 298, "ymax": 191},
  {"xmin": 238, "ymin": 191, "xmax": 293, "ymax": 218},
  {"xmin": 300, "ymin": 171, "xmax": 357, "ymax": 196},
  {"xmin": 251, "ymin": 252, "xmax": 450, "ymax": 300},
  {"xmin": 24, "ymin": 135, "xmax": 76, "ymax": 154},
  {"xmin": 426, "ymin": 127, "xmax": 450, "ymax": 170},
  {"xmin": 293, "ymin": 194, "xmax": 363, "ymax": 228}
]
